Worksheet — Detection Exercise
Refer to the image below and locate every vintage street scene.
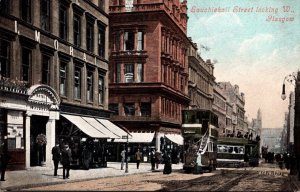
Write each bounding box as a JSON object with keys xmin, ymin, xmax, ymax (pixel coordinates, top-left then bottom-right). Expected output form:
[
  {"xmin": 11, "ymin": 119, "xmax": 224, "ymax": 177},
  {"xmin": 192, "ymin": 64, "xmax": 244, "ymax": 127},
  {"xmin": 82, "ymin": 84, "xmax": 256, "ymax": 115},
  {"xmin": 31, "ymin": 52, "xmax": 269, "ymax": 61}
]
[{"xmin": 0, "ymin": 0, "xmax": 299, "ymax": 191}]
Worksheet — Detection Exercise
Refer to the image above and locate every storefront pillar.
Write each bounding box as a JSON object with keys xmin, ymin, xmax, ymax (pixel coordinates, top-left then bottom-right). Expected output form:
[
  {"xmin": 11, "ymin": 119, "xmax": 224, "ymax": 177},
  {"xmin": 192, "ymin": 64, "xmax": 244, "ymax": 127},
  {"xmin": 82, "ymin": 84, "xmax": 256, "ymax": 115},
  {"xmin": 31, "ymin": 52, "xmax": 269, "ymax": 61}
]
[
  {"xmin": 25, "ymin": 114, "xmax": 31, "ymax": 169},
  {"xmin": 156, "ymin": 132, "xmax": 163, "ymax": 152},
  {"xmin": 46, "ymin": 118, "xmax": 56, "ymax": 168}
]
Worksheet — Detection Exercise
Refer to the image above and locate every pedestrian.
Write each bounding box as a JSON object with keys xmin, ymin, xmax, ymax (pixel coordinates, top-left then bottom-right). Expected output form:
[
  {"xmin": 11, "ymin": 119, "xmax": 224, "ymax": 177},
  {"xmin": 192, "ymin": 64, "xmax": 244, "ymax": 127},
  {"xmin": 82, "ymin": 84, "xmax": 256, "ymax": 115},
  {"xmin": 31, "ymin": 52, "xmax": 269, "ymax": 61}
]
[
  {"xmin": 120, "ymin": 149, "xmax": 126, "ymax": 170},
  {"xmin": 163, "ymin": 151, "xmax": 172, "ymax": 174},
  {"xmin": 0, "ymin": 138, "xmax": 9, "ymax": 181},
  {"xmin": 61, "ymin": 144, "xmax": 72, "ymax": 179},
  {"xmin": 155, "ymin": 150, "xmax": 161, "ymax": 169},
  {"xmin": 135, "ymin": 149, "xmax": 142, "ymax": 169},
  {"xmin": 150, "ymin": 149, "xmax": 155, "ymax": 171},
  {"xmin": 52, "ymin": 144, "xmax": 61, "ymax": 176}
]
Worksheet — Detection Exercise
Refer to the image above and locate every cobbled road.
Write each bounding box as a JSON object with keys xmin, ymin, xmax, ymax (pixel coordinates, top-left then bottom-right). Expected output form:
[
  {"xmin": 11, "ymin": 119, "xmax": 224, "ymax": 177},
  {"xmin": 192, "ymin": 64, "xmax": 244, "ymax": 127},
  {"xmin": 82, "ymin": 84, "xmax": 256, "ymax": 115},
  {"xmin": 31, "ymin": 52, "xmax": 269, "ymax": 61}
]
[{"xmin": 22, "ymin": 163, "xmax": 292, "ymax": 191}]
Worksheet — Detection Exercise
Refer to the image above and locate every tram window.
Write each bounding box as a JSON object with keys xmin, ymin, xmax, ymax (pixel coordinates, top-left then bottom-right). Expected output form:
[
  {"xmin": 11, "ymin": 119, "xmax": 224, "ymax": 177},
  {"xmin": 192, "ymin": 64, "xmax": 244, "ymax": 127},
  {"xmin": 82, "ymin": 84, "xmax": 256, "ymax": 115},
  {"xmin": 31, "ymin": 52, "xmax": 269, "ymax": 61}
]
[
  {"xmin": 228, "ymin": 146, "xmax": 234, "ymax": 153},
  {"xmin": 239, "ymin": 147, "xmax": 244, "ymax": 154},
  {"xmin": 234, "ymin": 147, "xmax": 239, "ymax": 154}
]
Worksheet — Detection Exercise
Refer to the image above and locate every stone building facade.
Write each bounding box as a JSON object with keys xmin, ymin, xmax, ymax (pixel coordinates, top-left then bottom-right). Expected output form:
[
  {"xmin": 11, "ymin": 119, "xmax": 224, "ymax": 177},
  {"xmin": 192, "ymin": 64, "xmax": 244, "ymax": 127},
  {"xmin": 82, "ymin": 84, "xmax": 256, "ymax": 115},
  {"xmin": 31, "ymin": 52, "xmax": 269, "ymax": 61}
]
[
  {"xmin": 218, "ymin": 82, "xmax": 246, "ymax": 137},
  {"xmin": 212, "ymin": 82, "xmax": 226, "ymax": 136},
  {"xmin": 187, "ymin": 40, "xmax": 214, "ymax": 111},
  {"xmin": 0, "ymin": 0, "xmax": 119, "ymax": 170},
  {"xmin": 108, "ymin": 0, "xmax": 190, "ymax": 152}
]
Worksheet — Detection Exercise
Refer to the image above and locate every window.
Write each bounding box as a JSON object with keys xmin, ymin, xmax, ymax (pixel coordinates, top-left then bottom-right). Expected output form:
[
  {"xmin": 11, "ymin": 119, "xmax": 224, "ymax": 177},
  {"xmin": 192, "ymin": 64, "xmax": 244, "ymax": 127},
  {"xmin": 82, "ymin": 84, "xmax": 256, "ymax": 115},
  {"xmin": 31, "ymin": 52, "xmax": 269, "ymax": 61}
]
[
  {"xmin": 124, "ymin": 31, "xmax": 134, "ymax": 51},
  {"xmin": 59, "ymin": 3, "xmax": 68, "ymax": 40},
  {"xmin": 40, "ymin": 0, "xmax": 50, "ymax": 31},
  {"xmin": 41, "ymin": 54, "xmax": 50, "ymax": 85},
  {"xmin": 21, "ymin": 48, "xmax": 31, "ymax": 82},
  {"xmin": 0, "ymin": 0, "xmax": 10, "ymax": 14},
  {"xmin": 21, "ymin": 0, "xmax": 31, "ymax": 23},
  {"xmin": 116, "ymin": 64, "xmax": 121, "ymax": 83},
  {"xmin": 124, "ymin": 103, "xmax": 135, "ymax": 116},
  {"xmin": 98, "ymin": 25, "xmax": 105, "ymax": 57},
  {"xmin": 87, "ymin": 70, "xmax": 93, "ymax": 102},
  {"xmin": 115, "ymin": 31, "xmax": 120, "ymax": 51},
  {"xmin": 74, "ymin": 66, "xmax": 81, "ymax": 99},
  {"xmin": 137, "ymin": 31, "xmax": 144, "ymax": 51},
  {"xmin": 73, "ymin": 13, "xmax": 81, "ymax": 47},
  {"xmin": 0, "ymin": 40, "xmax": 10, "ymax": 78},
  {"xmin": 140, "ymin": 102, "xmax": 151, "ymax": 117},
  {"xmin": 137, "ymin": 63, "xmax": 143, "ymax": 82},
  {"xmin": 86, "ymin": 19, "xmax": 94, "ymax": 52},
  {"xmin": 98, "ymin": 74, "xmax": 104, "ymax": 104},
  {"xmin": 109, "ymin": 104, "xmax": 119, "ymax": 115},
  {"xmin": 98, "ymin": 0, "xmax": 104, "ymax": 10},
  {"xmin": 124, "ymin": 64, "xmax": 134, "ymax": 83},
  {"xmin": 59, "ymin": 62, "xmax": 67, "ymax": 96}
]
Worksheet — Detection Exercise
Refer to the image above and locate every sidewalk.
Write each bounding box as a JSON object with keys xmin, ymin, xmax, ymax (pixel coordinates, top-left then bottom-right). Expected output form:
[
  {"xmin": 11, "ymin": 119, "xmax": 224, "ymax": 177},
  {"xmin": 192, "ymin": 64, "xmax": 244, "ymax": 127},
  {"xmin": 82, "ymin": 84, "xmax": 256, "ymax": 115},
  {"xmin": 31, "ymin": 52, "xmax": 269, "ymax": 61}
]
[{"xmin": 0, "ymin": 162, "xmax": 183, "ymax": 191}]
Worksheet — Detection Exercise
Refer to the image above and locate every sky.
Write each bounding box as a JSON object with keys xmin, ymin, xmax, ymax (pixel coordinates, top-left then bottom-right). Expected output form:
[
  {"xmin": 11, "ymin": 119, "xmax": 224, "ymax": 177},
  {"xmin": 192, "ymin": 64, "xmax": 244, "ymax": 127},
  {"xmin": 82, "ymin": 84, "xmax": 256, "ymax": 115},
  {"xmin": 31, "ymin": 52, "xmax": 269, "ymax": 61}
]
[{"xmin": 187, "ymin": 0, "xmax": 300, "ymax": 128}]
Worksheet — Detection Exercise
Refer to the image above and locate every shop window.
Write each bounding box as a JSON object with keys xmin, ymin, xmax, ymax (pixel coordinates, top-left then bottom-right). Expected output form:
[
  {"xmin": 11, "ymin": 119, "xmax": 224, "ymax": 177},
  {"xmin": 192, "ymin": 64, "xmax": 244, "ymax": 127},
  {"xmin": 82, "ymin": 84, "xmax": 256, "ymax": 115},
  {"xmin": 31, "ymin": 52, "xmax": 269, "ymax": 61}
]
[
  {"xmin": 98, "ymin": 74, "xmax": 104, "ymax": 104},
  {"xmin": 87, "ymin": 70, "xmax": 94, "ymax": 102},
  {"xmin": 124, "ymin": 64, "xmax": 134, "ymax": 83},
  {"xmin": 109, "ymin": 104, "xmax": 119, "ymax": 115},
  {"xmin": 40, "ymin": 0, "xmax": 50, "ymax": 31},
  {"xmin": 0, "ymin": 39, "xmax": 10, "ymax": 78},
  {"xmin": 41, "ymin": 54, "xmax": 50, "ymax": 85},
  {"xmin": 124, "ymin": 103, "xmax": 135, "ymax": 116},
  {"xmin": 59, "ymin": 62, "xmax": 67, "ymax": 96},
  {"xmin": 137, "ymin": 63, "xmax": 144, "ymax": 82},
  {"xmin": 140, "ymin": 102, "xmax": 151, "ymax": 117},
  {"xmin": 86, "ymin": 19, "xmax": 94, "ymax": 52},
  {"xmin": 124, "ymin": 31, "xmax": 134, "ymax": 51},
  {"xmin": 21, "ymin": 0, "xmax": 31, "ymax": 23},
  {"xmin": 137, "ymin": 31, "xmax": 144, "ymax": 51},
  {"xmin": 98, "ymin": 25, "xmax": 105, "ymax": 57},
  {"xmin": 74, "ymin": 66, "xmax": 81, "ymax": 99},
  {"xmin": 21, "ymin": 48, "xmax": 31, "ymax": 82},
  {"xmin": 59, "ymin": 3, "xmax": 68, "ymax": 40},
  {"xmin": 73, "ymin": 13, "xmax": 81, "ymax": 47}
]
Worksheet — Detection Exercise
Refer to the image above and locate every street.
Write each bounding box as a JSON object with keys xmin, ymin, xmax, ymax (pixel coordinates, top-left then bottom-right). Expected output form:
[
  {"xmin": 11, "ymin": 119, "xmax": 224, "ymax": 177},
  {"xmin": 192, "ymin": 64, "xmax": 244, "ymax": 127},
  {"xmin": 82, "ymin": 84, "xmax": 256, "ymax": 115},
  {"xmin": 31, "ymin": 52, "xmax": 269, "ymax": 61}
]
[{"xmin": 20, "ymin": 163, "xmax": 293, "ymax": 191}]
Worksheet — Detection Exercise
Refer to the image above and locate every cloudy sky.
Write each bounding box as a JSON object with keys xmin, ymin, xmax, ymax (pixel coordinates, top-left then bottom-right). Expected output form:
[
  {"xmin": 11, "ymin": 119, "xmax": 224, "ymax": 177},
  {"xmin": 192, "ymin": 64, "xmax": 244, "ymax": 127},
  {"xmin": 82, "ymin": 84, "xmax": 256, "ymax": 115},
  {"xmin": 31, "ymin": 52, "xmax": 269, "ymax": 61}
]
[{"xmin": 187, "ymin": 0, "xmax": 300, "ymax": 128}]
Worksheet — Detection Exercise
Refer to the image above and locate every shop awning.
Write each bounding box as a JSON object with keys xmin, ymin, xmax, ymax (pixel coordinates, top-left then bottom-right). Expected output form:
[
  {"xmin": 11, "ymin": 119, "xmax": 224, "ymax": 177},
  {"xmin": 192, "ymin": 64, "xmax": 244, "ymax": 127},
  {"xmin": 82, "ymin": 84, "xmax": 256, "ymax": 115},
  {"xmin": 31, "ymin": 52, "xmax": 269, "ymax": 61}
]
[
  {"xmin": 113, "ymin": 132, "xmax": 155, "ymax": 143},
  {"xmin": 81, "ymin": 117, "xmax": 120, "ymax": 139},
  {"xmin": 96, "ymin": 119, "xmax": 130, "ymax": 138},
  {"xmin": 61, "ymin": 114, "xmax": 109, "ymax": 138},
  {"xmin": 165, "ymin": 134, "xmax": 184, "ymax": 145}
]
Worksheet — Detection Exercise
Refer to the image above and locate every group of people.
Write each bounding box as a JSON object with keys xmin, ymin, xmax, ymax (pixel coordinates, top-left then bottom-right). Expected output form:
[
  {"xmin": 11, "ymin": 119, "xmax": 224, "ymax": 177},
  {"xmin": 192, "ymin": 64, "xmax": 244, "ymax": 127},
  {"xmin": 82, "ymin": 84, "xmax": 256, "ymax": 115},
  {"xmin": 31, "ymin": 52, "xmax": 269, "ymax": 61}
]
[
  {"xmin": 51, "ymin": 143, "xmax": 72, "ymax": 179},
  {"xmin": 121, "ymin": 148, "xmax": 172, "ymax": 174}
]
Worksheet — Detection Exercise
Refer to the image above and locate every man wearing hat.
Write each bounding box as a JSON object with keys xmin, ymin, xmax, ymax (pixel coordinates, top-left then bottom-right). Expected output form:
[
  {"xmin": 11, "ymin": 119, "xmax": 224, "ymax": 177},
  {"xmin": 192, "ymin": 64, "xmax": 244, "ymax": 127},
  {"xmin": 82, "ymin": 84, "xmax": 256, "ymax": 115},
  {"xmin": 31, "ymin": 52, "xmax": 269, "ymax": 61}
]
[{"xmin": 61, "ymin": 144, "xmax": 72, "ymax": 179}]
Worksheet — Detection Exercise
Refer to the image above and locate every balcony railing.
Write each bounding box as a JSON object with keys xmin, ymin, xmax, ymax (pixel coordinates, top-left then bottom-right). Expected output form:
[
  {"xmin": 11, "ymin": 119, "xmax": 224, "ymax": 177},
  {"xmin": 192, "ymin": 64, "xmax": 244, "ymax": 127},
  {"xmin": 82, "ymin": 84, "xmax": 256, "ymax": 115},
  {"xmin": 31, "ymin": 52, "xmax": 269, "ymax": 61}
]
[{"xmin": 0, "ymin": 77, "xmax": 29, "ymax": 94}]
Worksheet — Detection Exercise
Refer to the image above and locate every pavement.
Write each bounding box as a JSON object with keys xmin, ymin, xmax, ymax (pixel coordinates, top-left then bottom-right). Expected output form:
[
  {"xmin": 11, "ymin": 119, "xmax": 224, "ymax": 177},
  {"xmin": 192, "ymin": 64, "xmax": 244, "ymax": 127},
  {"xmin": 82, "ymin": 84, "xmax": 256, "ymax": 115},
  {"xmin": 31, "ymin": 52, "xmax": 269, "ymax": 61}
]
[{"xmin": 0, "ymin": 162, "xmax": 184, "ymax": 191}]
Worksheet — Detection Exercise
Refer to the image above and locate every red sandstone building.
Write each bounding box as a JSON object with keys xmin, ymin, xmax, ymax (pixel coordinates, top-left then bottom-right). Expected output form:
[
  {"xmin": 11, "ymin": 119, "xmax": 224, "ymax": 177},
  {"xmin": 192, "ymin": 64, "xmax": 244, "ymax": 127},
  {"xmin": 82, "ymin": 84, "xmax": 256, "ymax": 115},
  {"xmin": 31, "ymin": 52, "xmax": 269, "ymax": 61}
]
[{"xmin": 108, "ymin": 0, "xmax": 190, "ymax": 157}]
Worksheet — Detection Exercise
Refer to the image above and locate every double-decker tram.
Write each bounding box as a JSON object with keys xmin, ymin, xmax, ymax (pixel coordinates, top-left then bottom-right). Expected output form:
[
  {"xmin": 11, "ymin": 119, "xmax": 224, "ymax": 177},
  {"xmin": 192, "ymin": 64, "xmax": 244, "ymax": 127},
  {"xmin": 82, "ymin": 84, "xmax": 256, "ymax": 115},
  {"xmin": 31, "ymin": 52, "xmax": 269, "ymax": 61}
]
[{"xmin": 182, "ymin": 109, "xmax": 219, "ymax": 173}]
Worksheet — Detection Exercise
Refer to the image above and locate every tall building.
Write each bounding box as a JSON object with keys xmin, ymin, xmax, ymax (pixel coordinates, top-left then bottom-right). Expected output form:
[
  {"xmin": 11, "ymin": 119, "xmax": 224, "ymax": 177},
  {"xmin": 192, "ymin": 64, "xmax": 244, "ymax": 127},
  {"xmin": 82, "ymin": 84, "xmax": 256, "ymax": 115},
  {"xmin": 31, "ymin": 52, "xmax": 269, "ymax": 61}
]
[
  {"xmin": 187, "ymin": 40, "xmax": 214, "ymax": 110},
  {"xmin": 0, "ymin": 0, "xmax": 126, "ymax": 170},
  {"xmin": 212, "ymin": 82, "xmax": 226, "ymax": 136},
  {"xmin": 108, "ymin": 0, "xmax": 190, "ymax": 155},
  {"xmin": 218, "ymin": 82, "xmax": 246, "ymax": 137}
]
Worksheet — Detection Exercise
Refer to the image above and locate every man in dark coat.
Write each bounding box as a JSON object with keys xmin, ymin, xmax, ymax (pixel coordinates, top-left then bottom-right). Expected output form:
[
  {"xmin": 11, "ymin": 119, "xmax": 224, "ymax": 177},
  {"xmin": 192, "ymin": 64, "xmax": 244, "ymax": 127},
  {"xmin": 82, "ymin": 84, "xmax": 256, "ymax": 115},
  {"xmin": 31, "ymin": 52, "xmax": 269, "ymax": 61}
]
[
  {"xmin": 0, "ymin": 139, "xmax": 9, "ymax": 181},
  {"xmin": 163, "ymin": 151, "xmax": 172, "ymax": 174},
  {"xmin": 52, "ymin": 144, "xmax": 61, "ymax": 176},
  {"xmin": 61, "ymin": 144, "xmax": 72, "ymax": 179},
  {"xmin": 150, "ymin": 149, "xmax": 156, "ymax": 171}
]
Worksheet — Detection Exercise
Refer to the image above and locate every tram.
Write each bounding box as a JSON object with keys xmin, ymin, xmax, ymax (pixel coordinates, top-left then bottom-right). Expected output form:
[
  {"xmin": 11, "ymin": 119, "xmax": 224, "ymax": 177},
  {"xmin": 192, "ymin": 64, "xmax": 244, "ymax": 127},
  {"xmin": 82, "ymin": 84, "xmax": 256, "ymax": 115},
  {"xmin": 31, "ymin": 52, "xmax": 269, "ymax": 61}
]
[
  {"xmin": 182, "ymin": 109, "xmax": 219, "ymax": 173},
  {"xmin": 217, "ymin": 137, "xmax": 259, "ymax": 168}
]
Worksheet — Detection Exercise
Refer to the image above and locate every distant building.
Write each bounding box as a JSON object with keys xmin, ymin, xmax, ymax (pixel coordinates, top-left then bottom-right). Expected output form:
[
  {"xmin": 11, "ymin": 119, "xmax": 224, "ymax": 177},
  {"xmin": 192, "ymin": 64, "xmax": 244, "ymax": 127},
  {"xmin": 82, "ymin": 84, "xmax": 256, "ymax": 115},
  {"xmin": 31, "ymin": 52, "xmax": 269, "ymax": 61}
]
[
  {"xmin": 212, "ymin": 83, "xmax": 226, "ymax": 136},
  {"xmin": 261, "ymin": 128, "xmax": 283, "ymax": 153}
]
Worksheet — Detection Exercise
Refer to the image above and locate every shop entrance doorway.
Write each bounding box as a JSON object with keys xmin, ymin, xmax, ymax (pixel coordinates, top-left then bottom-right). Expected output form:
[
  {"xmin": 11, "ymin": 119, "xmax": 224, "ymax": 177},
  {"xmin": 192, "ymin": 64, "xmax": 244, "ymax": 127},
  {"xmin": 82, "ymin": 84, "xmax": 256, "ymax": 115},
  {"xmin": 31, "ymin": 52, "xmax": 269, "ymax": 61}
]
[{"xmin": 30, "ymin": 115, "xmax": 47, "ymax": 166}]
